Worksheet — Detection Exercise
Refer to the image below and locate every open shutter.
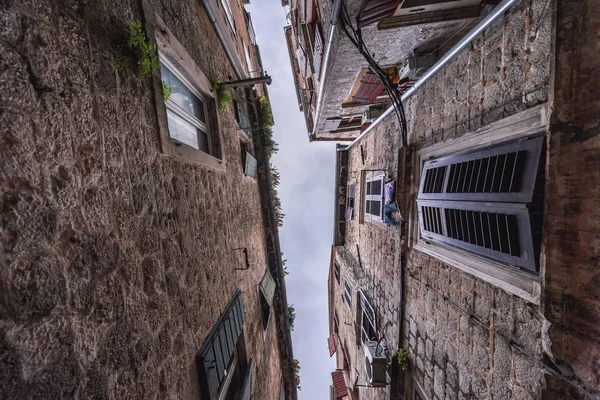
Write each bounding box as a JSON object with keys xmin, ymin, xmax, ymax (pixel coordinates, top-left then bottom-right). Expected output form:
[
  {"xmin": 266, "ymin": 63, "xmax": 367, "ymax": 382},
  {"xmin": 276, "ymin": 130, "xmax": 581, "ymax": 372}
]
[
  {"xmin": 417, "ymin": 136, "xmax": 544, "ymax": 273},
  {"xmin": 352, "ymin": 73, "xmax": 385, "ymax": 104},
  {"xmin": 346, "ymin": 184, "xmax": 356, "ymax": 220},
  {"xmin": 359, "ymin": 0, "xmax": 402, "ymax": 27},
  {"xmin": 360, "ymin": 291, "xmax": 377, "ymax": 333},
  {"xmin": 418, "ymin": 137, "xmax": 544, "ymax": 203},
  {"xmin": 259, "ymin": 269, "xmax": 276, "ymax": 307},
  {"xmin": 313, "ymin": 24, "xmax": 324, "ymax": 78},
  {"xmin": 197, "ymin": 291, "xmax": 246, "ymax": 400},
  {"xmin": 365, "ymin": 173, "xmax": 384, "ymax": 221}
]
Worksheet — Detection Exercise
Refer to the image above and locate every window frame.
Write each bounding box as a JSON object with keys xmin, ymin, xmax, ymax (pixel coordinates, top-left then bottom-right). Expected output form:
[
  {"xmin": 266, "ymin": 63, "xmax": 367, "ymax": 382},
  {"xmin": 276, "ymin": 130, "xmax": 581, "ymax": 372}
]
[
  {"xmin": 160, "ymin": 56, "xmax": 212, "ymax": 153},
  {"xmin": 362, "ymin": 171, "xmax": 385, "ymax": 223},
  {"xmin": 147, "ymin": 10, "xmax": 225, "ymax": 170},
  {"xmin": 409, "ymin": 104, "xmax": 548, "ymax": 303}
]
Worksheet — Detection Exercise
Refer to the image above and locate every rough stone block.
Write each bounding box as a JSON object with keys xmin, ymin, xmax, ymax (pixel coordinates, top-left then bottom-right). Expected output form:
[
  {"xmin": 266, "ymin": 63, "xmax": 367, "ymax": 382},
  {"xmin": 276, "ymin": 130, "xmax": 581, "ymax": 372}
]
[
  {"xmin": 474, "ymin": 291, "xmax": 491, "ymax": 326},
  {"xmin": 514, "ymin": 351, "xmax": 543, "ymax": 393},
  {"xmin": 493, "ymin": 334, "xmax": 512, "ymax": 379},
  {"xmin": 458, "ymin": 365, "xmax": 472, "ymax": 393},
  {"xmin": 471, "ymin": 342, "xmax": 490, "ymax": 375},
  {"xmin": 483, "ymin": 46, "xmax": 502, "ymax": 86},
  {"xmin": 434, "ymin": 365, "xmax": 446, "ymax": 398}
]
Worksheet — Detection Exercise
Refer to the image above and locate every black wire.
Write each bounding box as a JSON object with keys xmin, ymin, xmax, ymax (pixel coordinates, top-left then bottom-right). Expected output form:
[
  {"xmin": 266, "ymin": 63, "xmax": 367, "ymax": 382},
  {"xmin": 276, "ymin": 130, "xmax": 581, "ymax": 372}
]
[{"xmin": 338, "ymin": 1, "xmax": 408, "ymax": 147}]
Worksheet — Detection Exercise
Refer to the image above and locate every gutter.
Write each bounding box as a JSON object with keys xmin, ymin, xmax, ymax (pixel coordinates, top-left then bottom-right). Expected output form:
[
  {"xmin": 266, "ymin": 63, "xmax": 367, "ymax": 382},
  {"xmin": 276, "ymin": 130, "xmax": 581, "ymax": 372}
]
[
  {"xmin": 201, "ymin": 0, "xmax": 245, "ymax": 80},
  {"xmin": 309, "ymin": 0, "xmax": 344, "ymax": 141},
  {"xmin": 340, "ymin": 0, "xmax": 520, "ymax": 151}
]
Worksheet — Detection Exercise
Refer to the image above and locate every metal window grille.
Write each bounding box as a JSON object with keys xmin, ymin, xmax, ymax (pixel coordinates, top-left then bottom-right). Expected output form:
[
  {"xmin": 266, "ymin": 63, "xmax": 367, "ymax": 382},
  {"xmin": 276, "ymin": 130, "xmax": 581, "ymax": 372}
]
[
  {"xmin": 417, "ymin": 137, "xmax": 545, "ymax": 273},
  {"xmin": 197, "ymin": 290, "xmax": 245, "ymax": 399}
]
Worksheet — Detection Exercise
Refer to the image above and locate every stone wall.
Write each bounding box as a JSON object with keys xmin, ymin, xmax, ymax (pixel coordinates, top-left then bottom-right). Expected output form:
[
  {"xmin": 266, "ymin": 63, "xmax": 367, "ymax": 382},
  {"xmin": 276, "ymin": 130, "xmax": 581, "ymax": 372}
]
[
  {"xmin": 543, "ymin": 0, "xmax": 600, "ymax": 396},
  {"xmin": 0, "ymin": 0, "xmax": 286, "ymax": 398},
  {"xmin": 332, "ymin": 243, "xmax": 402, "ymax": 400},
  {"xmin": 342, "ymin": 0, "xmax": 554, "ymax": 398}
]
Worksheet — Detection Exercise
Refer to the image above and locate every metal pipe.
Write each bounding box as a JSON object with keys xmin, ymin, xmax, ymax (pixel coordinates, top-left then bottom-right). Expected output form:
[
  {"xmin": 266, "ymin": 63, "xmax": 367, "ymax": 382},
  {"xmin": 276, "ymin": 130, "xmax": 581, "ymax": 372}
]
[
  {"xmin": 309, "ymin": 0, "xmax": 344, "ymax": 141},
  {"xmin": 201, "ymin": 0, "xmax": 245, "ymax": 80},
  {"xmin": 341, "ymin": 0, "xmax": 519, "ymax": 151}
]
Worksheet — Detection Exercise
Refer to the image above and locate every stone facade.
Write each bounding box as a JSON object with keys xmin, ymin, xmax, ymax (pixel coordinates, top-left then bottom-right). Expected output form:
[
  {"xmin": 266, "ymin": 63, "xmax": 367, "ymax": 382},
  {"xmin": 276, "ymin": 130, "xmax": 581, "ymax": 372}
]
[
  {"xmin": 285, "ymin": 0, "xmax": 484, "ymax": 141},
  {"xmin": 330, "ymin": 0, "xmax": 599, "ymax": 398},
  {"xmin": 0, "ymin": 0, "xmax": 294, "ymax": 399}
]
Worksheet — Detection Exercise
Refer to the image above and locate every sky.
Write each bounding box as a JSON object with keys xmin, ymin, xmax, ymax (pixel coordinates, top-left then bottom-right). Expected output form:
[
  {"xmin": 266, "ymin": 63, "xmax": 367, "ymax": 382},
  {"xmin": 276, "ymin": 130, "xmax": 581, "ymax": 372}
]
[{"xmin": 246, "ymin": 2, "xmax": 338, "ymax": 397}]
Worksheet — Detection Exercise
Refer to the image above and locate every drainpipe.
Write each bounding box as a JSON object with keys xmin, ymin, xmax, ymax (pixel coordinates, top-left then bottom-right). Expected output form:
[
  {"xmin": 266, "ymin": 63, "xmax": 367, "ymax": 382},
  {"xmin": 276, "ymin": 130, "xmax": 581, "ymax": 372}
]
[
  {"xmin": 341, "ymin": 0, "xmax": 519, "ymax": 151},
  {"xmin": 309, "ymin": 0, "xmax": 343, "ymax": 141},
  {"xmin": 201, "ymin": 0, "xmax": 245, "ymax": 80}
]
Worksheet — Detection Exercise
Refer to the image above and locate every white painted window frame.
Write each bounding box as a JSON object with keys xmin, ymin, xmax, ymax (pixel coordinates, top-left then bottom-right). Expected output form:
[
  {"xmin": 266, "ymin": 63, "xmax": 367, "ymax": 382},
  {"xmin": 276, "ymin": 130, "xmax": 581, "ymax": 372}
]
[
  {"xmin": 362, "ymin": 171, "xmax": 385, "ymax": 223},
  {"xmin": 408, "ymin": 104, "xmax": 548, "ymax": 303},
  {"xmin": 159, "ymin": 54, "xmax": 211, "ymax": 152}
]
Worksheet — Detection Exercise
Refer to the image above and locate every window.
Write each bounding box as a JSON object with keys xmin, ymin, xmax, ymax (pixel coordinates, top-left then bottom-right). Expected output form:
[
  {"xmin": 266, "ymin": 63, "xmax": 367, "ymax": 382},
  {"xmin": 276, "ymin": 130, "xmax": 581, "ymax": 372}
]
[
  {"xmin": 417, "ymin": 137, "xmax": 545, "ymax": 273},
  {"xmin": 343, "ymin": 280, "xmax": 352, "ymax": 309},
  {"xmin": 258, "ymin": 269, "xmax": 276, "ymax": 330},
  {"xmin": 359, "ymin": 291, "xmax": 377, "ymax": 344},
  {"xmin": 346, "ymin": 184, "xmax": 356, "ymax": 220},
  {"xmin": 152, "ymin": 13, "xmax": 223, "ymax": 169},
  {"xmin": 160, "ymin": 61, "xmax": 210, "ymax": 152},
  {"xmin": 364, "ymin": 171, "xmax": 385, "ymax": 222},
  {"xmin": 334, "ymin": 262, "xmax": 340, "ymax": 284},
  {"xmin": 197, "ymin": 290, "xmax": 247, "ymax": 399},
  {"xmin": 220, "ymin": 0, "xmax": 236, "ymax": 35}
]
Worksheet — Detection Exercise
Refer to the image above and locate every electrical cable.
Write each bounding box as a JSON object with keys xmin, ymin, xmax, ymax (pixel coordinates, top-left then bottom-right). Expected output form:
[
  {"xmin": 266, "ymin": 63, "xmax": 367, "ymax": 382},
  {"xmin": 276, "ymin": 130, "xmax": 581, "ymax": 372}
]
[{"xmin": 337, "ymin": 0, "xmax": 408, "ymax": 147}]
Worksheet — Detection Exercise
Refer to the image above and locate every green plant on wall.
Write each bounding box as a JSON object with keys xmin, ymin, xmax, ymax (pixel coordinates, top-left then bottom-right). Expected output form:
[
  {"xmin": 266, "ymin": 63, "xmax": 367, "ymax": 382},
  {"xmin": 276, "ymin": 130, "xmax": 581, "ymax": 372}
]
[
  {"xmin": 397, "ymin": 348, "xmax": 410, "ymax": 371},
  {"xmin": 288, "ymin": 305, "xmax": 296, "ymax": 331},
  {"xmin": 113, "ymin": 20, "xmax": 159, "ymax": 79},
  {"xmin": 210, "ymin": 78, "xmax": 231, "ymax": 111},
  {"xmin": 162, "ymin": 81, "xmax": 172, "ymax": 101}
]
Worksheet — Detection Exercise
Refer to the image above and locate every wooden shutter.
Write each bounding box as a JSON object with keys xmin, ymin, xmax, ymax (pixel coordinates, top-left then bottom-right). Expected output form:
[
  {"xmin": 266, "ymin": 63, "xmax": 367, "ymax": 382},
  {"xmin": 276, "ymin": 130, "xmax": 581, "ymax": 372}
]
[
  {"xmin": 360, "ymin": 291, "xmax": 377, "ymax": 333},
  {"xmin": 346, "ymin": 184, "xmax": 356, "ymax": 220},
  {"xmin": 418, "ymin": 137, "xmax": 544, "ymax": 203},
  {"xmin": 313, "ymin": 24, "xmax": 324, "ymax": 78},
  {"xmin": 259, "ymin": 269, "xmax": 276, "ymax": 307},
  {"xmin": 352, "ymin": 73, "xmax": 385, "ymax": 104},
  {"xmin": 359, "ymin": 0, "xmax": 402, "ymax": 27},
  {"xmin": 244, "ymin": 152, "xmax": 257, "ymax": 178},
  {"xmin": 417, "ymin": 137, "xmax": 544, "ymax": 272},
  {"xmin": 197, "ymin": 291, "xmax": 246, "ymax": 399}
]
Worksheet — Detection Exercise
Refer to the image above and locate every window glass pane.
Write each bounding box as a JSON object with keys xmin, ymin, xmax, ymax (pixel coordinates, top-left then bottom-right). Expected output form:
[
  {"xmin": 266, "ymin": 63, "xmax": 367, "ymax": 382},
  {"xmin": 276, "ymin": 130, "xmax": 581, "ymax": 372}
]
[
  {"xmin": 166, "ymin": 110, "xmax": 209, "ymax": 152},
  {"xmin": 370, "ymin": 200, "xmax": 382, "ymax": 217},
  {"xmin": 365, "ymin": 200, "xmax": 371, "ymax": 215},
  {"xmin": 366, "ymin": 181, "xmax": 372, "ymax": 195},
  {"xmin": 370, "ymin": 179, "xmax": 382, "ymax": 195},
  {"xmin": 161, "ymin": 63, "xmax": 205, "ymax": 122}
]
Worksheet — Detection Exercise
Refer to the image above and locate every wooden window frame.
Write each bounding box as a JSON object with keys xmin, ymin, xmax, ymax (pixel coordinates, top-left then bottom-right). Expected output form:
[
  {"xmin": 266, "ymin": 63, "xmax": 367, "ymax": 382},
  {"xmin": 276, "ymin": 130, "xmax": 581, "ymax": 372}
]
[{"xmin": 409, "ymin": 104, "xmax": 548, "ymax": 303}]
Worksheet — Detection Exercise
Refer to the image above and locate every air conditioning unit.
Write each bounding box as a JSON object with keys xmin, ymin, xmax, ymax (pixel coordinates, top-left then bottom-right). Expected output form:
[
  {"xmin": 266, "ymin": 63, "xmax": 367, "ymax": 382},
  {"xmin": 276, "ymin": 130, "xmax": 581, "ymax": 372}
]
[
  {"xmin": 399, "ymin": 49, "xmax": 440, "ymax": 81},
  {"xmin": 364, "ymin": 341, "xmax": 387, "ymax": 386}
]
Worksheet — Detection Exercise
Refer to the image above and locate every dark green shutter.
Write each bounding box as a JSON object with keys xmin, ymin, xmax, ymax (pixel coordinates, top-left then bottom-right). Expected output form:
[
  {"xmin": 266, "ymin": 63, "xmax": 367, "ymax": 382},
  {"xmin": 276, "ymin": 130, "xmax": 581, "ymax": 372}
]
[{"xmin": 197, "ymin": 291, "xmax": 246, "ymax": 400}]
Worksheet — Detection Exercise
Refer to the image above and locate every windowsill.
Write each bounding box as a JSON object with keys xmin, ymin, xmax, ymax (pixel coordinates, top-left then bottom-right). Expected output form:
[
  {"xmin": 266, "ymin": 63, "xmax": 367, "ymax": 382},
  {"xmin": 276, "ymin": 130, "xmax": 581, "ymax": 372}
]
[
  {"xmin": 413, "ymin": 241, "xmax": 541, "ymax": 303},
  {"xmin": 167, "ymin": 140, "xmax": 226, "ymax": 171}
]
